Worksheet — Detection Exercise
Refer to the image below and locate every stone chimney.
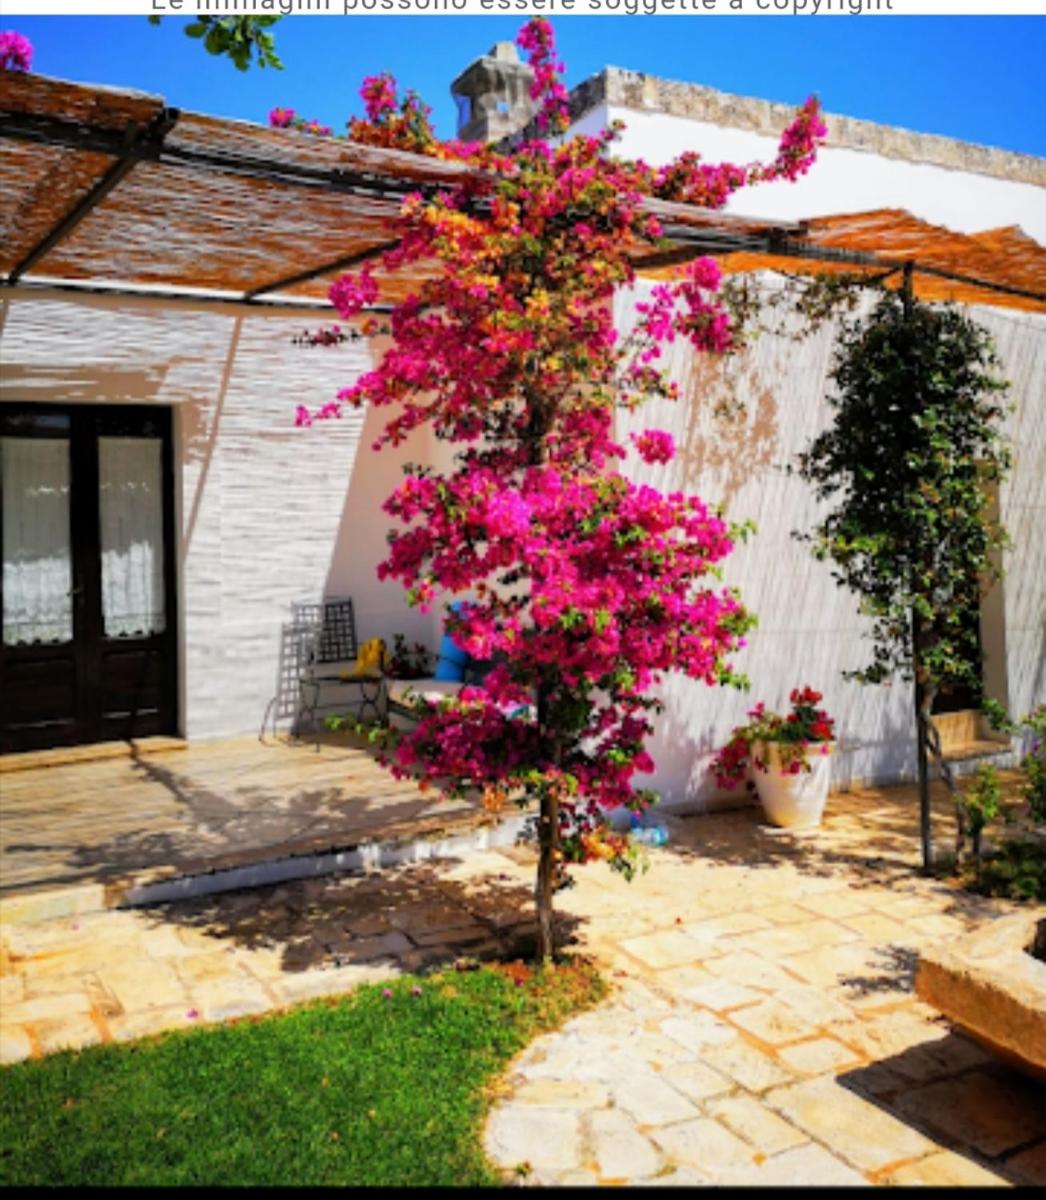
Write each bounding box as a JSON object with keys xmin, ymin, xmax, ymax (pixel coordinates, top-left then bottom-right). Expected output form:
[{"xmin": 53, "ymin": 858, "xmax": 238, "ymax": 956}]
[{"xmin": 450, "ymin": 42, "xmax": 535, "ymax": 144}]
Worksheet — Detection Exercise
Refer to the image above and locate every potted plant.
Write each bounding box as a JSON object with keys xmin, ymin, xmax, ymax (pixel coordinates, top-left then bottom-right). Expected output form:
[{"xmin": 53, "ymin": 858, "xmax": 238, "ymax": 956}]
[
  {"xmin": 711, "ymin": 687, "xmax": 836, "ymax": 829},
  {"xmin": 385, "ymin": 634, "xmax": 434, "ymax": 680}
]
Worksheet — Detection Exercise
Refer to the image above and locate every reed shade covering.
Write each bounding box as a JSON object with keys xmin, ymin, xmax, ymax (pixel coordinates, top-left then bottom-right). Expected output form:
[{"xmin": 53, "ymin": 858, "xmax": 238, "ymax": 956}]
[
  {"xmin": 711, "ymin": 210, "xmax": 1046, "ymax": 313},
  {"xmin": 2, "ymin": 72, "xmax": 1044, "ymax": 315}
]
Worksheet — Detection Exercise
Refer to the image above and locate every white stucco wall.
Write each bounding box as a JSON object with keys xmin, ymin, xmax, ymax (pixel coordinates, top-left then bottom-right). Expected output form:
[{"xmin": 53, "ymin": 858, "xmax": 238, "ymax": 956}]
[
  {"xmin": 614, "ymin": 281, "xmax": 1046, "ymax": 811},
  {"xmin": 572, "ymin": 93, "xmax": 1046, "ymax": 809},
  {"xmin": 0, "ymin": 288, "xmax": 435, "ymax": 742},
  {"xmin": 986, "ymin": 309, "xmax": 1046, "ymax": 726},
  {"xmin": 573, "ymin": 101, "xmax": 1046, "ymax": 242}
]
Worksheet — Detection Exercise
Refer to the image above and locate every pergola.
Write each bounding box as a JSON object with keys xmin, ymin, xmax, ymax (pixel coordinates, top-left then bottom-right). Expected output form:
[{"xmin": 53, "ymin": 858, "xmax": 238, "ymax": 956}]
[{"xmin": 2, "ymin": 72, "xmax": 1045, "ymax": 315}]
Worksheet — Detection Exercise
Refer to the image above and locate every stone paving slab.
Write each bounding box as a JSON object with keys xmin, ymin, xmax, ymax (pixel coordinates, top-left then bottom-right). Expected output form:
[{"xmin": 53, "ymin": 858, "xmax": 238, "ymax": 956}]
[
  {"xmin": 481, "ymin": 787, "xmax": 1044, "ymax": 1188},
  {"xmin": 0, "ymin": 857, "xmax": 542, "ymax": 1064},
  {"xmin": 1, "ymin": 780, "xmax": 1044, "ymax": 1188}
]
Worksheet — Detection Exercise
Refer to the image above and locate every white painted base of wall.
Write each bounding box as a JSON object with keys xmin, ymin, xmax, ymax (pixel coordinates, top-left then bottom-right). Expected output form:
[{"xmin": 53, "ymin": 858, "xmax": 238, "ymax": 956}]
[{"xmin": 123, "ymin": 812, "xmax": 531, "ymax": 909}]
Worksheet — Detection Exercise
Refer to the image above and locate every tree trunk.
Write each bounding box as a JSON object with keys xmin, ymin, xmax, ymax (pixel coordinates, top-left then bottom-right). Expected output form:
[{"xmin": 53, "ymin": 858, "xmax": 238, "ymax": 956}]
[
  {"xmin": 900, "ymin": 267, "xmax": 937, "ymax": 873},
  {"xmin": 534, "ymin": 686, "xmax": 561, "ymax": 965},
  {"xmin": 524, "ymin": 387, "xmax": 561, "ymax": 963},
  {"xmin": 534, "ymin": 786, "xmax": 560, "ymax": 965},
  {"xmin": 911, "ymin": 611, "xmax": 934, "ymax": 874},
  {"xmin": 914, "ymin": 682, "xmax": 934, "ymax": 874},
  {"xmin": 917, "ymin": 667, "xmax": 963, "ymax": 862},
  {"xmin": 924, "ymin": 711, "xmax": 964, "ymax": 862}
]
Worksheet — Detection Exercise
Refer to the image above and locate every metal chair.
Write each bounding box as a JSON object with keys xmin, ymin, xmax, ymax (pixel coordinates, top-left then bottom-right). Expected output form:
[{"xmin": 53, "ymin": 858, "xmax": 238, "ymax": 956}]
[
  {"xmin": 260, "ymin": 620, "xmax": 320, "ymax": 742},
  {"xmin": 291, "ymin": 597, "xmax": 386, "ymax": 734}
]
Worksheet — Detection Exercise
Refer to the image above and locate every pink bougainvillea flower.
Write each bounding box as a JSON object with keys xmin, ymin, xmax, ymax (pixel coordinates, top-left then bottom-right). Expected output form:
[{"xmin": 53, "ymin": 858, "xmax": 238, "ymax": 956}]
[
  {"xmin": 329, "ymin": 268, "xmax": 379, "ymax": 318},
  {"xmin": 360, "ymin": 72, "xmax": 397, "ymax": 121},
  {"xmin": 0, "ymin": 31, "xmax": 33, "ymax": 72},
  {"xmin": 631, "ymin": 430, "xmax": 676, "ymax": 465},
  {"xmin": 268, "ymin": 106, "xmax": 296, "ymax": 129},
  {"xmin": 517, "ymin": 17, "xmax": 571, "ymax": 134}
]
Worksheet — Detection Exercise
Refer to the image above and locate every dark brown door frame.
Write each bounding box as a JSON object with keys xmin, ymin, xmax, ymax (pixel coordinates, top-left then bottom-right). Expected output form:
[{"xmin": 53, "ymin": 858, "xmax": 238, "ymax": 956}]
[{"xmin": 0, "ymin": 401, "xmax": 179, "ymax": 752}]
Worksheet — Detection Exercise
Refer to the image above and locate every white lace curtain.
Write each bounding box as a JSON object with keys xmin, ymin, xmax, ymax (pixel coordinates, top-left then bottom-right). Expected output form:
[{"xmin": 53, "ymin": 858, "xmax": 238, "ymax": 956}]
[
  {"xmin": 99, "ymin": 437, "xmax": 166, "ymax": 639},
  {"xmin": 2, "ymin": 436, "xmax": 73, "ymax": 646}
]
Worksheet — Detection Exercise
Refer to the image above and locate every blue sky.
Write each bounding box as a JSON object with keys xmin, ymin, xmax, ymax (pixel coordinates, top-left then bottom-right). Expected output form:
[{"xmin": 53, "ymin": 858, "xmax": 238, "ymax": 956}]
[{"xmin": 11, "ymin": 15, "xmax": 1046, "ymax": 157}]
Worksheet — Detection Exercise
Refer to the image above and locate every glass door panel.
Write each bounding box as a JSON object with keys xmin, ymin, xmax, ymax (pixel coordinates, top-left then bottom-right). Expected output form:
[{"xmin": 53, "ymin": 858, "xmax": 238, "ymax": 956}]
[
  {"xmin": 98, "ymin": 436, "xmax": 166, "ymax": 639},
  {"xmin": 1, "ymin": 436, "xmax": 73, "ymax": 647}
]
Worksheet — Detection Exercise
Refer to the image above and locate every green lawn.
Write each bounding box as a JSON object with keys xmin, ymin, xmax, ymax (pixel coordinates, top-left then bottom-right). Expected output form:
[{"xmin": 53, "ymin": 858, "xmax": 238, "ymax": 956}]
[{"xmin": 0, "ymin": 960, "xmax": 604, "ymax": 1187}]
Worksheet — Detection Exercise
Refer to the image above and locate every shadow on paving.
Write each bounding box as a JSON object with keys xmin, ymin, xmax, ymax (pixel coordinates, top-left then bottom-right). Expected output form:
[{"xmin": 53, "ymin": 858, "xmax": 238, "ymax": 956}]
[
  {"xmin": 838, "ymin": 1041, "xmax": 1046, "ymax": 1186},
  {"xmin": 1, "ymin": 734, "xmax": 487, "ymax": 893},
  {"xmin": 135, "ymin": 853, "xmax": 582, "ymax": 978},
  {"xmin": 836, "ymin": 944, "xmax": 922, "ymax": 996},
  {"xmin": 662, "ymin": 782, "xmax": 1017, "ymax": 925}
]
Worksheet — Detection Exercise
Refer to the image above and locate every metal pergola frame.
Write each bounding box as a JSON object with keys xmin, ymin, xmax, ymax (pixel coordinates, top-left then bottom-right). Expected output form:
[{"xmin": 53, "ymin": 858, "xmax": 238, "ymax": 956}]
[{"xmin": 2, "ymin": 104, "xmax": 1044, "ymax": 312}]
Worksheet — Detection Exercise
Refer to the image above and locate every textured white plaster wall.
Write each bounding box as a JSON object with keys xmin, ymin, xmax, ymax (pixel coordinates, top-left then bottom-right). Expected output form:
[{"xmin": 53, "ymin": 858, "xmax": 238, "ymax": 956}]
[
  {"xmin": 981, "ymin": 308, "xmax": 1046, "ymax": 726},
  {"xmin": 614, "ymin": 281, "xmax": 1046, "ymax": 812},
  {"xmin": 0, "ymin": 289, "xmax": 427, "ymax": 742},
  {"xmin": 603, "ymin": 106, "xmax": 1046, "ymax": 242}
]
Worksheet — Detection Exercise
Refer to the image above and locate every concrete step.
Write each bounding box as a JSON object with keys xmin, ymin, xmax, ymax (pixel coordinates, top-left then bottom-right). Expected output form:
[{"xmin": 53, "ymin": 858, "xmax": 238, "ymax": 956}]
[
  {"xmin": 0, "ymin": 736, "xmax": 187, "ymax": 775},
  {"xmin": 0, "ymin": 808, "xmax": 530, "ymax": 926}
]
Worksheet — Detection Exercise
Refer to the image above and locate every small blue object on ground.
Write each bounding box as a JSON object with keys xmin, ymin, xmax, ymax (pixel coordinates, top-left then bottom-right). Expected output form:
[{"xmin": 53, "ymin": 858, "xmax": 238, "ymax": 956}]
[
  {"xmin": 630, "ymin": 822, "xmax": 670, "ymax": 847},
  {"xmin": 433, "ymin": 601, "xmax": 469, "ymax": 682}
]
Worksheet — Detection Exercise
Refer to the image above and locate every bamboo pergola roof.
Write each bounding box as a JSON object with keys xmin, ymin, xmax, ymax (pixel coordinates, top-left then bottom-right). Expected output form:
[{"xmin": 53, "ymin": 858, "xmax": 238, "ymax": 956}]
[
  {"xmin": 713, "ymin": 211, "xmax": 1046, "ymax": 312},
  {"xmin": 2, "ymin": 72, "xmax": 1044, "ymax": 315}
]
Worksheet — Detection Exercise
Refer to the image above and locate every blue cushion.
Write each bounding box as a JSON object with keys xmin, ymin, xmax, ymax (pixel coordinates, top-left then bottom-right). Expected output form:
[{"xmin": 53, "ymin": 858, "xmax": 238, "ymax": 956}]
[{"xmin": 432, "ymin": 602, "xmax": 469, "ymax": 682}]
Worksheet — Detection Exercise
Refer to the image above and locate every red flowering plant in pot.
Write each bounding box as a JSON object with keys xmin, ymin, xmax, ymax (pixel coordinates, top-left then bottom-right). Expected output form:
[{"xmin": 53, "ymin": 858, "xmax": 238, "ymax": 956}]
[
  {"xmin": 711, "ymin": 687, "xmax": 836, "ymax": 829},
  {"xmin": 384, "ymin": 634, "xmax": 434, "ymax": 681}
]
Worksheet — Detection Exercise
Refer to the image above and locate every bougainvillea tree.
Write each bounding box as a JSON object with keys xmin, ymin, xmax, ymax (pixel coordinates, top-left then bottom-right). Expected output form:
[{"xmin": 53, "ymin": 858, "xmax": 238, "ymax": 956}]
[{"xmin": 294, "ymin": 18, "xmax": 825, "ymax": 960}]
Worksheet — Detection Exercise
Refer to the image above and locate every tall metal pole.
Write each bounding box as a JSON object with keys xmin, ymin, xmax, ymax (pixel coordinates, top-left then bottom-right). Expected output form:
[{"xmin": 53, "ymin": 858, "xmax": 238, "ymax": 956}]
[{"xmin": 902, "ymin": 263, "xmax": 933, "ymax": 873}]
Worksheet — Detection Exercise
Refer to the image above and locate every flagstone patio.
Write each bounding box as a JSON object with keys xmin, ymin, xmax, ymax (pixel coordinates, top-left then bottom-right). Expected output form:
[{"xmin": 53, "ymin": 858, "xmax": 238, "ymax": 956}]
[{"xmin": 1, "ymin": 776, "xmax": 1043, "ymax": 1186}]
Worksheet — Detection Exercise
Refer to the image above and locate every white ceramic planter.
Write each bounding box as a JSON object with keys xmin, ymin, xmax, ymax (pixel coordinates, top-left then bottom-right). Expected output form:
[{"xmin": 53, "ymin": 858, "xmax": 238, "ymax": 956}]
[{"xmin": 751, "ymin": 740, "xmax": 834, "ymax": 829}]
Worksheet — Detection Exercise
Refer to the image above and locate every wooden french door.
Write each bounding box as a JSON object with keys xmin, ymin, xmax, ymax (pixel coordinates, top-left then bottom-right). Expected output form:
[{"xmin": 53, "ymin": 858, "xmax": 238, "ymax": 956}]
[{"xmin": 0, "ymin": 403, "xmax": 177, "ymax": 753}]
